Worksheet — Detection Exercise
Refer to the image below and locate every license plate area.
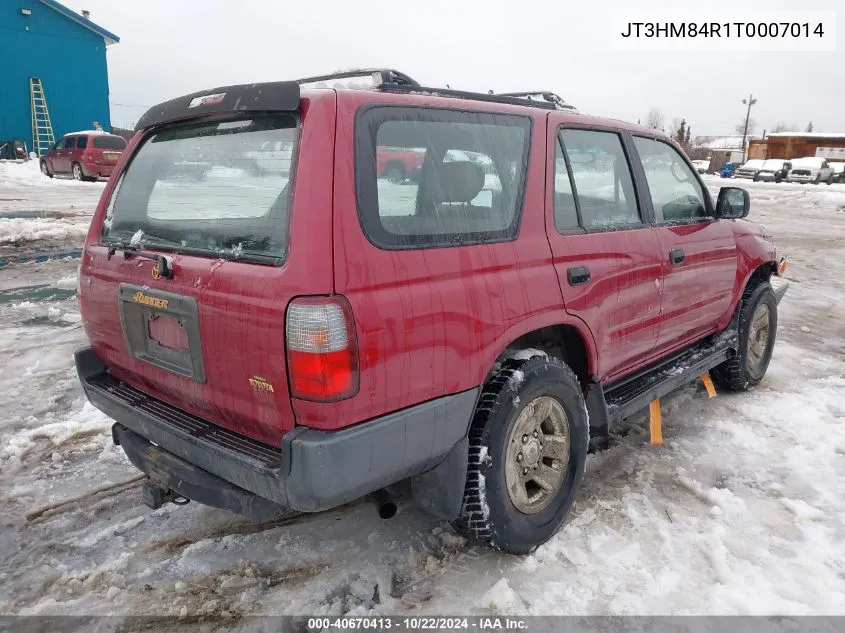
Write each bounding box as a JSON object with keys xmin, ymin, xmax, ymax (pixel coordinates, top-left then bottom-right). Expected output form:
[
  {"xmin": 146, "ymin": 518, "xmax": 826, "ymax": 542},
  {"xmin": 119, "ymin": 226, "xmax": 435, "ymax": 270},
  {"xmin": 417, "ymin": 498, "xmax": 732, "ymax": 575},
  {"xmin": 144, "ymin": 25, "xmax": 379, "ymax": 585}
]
[{"xmin": 118, "ymin": 283, "xmax": 206, "ymax": 382}]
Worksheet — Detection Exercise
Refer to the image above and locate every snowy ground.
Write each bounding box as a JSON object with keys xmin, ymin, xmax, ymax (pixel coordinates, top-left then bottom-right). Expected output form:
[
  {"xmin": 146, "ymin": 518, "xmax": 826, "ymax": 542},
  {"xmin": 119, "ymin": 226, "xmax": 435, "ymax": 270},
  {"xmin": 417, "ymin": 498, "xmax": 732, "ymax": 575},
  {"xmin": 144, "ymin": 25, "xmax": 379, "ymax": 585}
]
[{"xmin": 1, "ymin": 159, "xmax": 844, "ymax": 622}]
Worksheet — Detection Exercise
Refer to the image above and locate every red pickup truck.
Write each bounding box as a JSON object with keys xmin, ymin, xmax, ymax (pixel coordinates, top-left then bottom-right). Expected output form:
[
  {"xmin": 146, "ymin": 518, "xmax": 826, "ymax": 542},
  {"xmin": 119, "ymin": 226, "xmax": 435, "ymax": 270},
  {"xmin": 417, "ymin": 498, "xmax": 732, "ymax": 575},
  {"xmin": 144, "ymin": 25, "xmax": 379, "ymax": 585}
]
[{"xmin": 75, "ymin": 70, "xmax": 787, "ymax": 554}]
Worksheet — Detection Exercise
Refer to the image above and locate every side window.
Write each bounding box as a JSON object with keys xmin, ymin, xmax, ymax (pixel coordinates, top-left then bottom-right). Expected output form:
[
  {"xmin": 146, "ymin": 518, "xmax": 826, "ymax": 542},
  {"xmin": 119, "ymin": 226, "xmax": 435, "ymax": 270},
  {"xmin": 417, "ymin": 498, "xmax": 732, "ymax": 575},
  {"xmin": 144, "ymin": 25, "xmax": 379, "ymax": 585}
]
[
  {"xmin": 62, "ymin": 137, "xmax": 75, "ymax": 149},
  {"xmin": 560, "ymin": 129, "xmax": 640, "ymax": 229},
  {"xmin": 357, "ymin": 108, "xmax": 531, "ymax": 249},
  {"xmin": 633, "ymin": 136, "xmax": 707, "ymax": 222},
  {"xmin": 553, "ymin": 137, "xmax": 579, "ymax": 230},
  {"xmin": 76, "ymin": 136, "xmax": 88, "ymax": 149}
]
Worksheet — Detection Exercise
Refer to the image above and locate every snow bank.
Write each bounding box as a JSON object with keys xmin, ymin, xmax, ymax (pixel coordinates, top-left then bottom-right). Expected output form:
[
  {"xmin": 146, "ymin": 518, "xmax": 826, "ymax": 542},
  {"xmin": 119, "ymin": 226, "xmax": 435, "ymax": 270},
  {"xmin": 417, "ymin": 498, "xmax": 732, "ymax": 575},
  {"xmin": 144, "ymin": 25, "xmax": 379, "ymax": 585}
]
[{"xmin": 0, "ymin": 217, "xmax": 90, "ymax": 244}]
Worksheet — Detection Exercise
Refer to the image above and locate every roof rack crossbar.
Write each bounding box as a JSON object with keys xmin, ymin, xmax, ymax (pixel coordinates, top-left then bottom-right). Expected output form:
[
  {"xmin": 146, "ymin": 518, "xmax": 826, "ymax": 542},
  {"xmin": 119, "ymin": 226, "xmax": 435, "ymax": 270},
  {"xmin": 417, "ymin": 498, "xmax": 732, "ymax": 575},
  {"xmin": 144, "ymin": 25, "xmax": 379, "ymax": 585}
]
[
  {"xmin": 296, "ymin": 69, "xmax": 420, "ymax": 87},
  {"xmin": 497, "ymin": 91, "xmax": 576, "ymax": 111},
  {"xmin": 379, "ymin": 84, "xmax": 558, "ymax": 110}
]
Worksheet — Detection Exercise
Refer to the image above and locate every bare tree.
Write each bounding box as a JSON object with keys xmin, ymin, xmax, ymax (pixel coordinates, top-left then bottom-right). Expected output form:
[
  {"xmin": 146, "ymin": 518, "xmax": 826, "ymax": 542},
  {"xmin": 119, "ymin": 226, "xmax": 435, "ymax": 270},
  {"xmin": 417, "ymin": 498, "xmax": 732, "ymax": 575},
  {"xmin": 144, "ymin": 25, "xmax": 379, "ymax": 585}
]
[
  {"xmin": 645, "ymin": 108, "xmax": 665, "ymax": 130},
  {"xmin": 735, "ymin": 119, "xmax": 757, "ymax": 136}
]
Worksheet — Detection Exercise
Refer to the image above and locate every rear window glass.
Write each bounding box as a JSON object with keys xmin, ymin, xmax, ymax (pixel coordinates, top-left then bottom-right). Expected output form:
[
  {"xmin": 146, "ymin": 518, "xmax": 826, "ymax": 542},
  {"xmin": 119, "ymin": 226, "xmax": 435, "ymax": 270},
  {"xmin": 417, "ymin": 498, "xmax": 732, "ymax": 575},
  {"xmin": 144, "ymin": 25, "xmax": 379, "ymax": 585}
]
[
  {"xmin": 355, "ymin": 107, "xmax": 531, "ymax": 249},
  {"xmin": 93, "ymin": 135, "xmax": 126, "ymax": 149},
  {"xmin": 103, "ymin": 115, "xmax": 296, "ymax": 262}
]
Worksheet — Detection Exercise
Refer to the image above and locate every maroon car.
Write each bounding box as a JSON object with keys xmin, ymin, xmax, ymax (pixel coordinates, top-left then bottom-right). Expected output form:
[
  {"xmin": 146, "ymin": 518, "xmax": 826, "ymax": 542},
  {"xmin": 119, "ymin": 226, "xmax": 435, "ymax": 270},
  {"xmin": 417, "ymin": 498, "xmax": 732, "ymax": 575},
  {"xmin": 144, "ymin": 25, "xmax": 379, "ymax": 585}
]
[
  {"xmin": 75, "ymin": 70, "xmax": 787, "ymax": 554},
  {"xmin": 40, "ymin": 131, "xmax": 127, "ymax": 181}
]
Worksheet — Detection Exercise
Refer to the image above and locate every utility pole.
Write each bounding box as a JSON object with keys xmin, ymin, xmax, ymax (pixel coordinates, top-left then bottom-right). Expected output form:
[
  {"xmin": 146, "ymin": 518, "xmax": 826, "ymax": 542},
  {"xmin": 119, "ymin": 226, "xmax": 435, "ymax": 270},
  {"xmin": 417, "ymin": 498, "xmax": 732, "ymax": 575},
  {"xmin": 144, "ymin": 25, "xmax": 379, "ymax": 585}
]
[{"xmin": 741, "ymin": 94, "xmax": 757, "ymax": 161}]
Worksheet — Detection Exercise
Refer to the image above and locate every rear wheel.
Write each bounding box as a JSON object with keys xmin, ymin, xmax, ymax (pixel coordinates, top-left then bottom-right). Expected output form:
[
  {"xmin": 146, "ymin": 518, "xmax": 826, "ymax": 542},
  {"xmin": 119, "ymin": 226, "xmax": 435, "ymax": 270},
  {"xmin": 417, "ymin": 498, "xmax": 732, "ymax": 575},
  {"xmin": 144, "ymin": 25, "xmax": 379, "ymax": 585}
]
[
  {"xmin": 72, "ymin": 162, "xmax": 84, "ymax": 181},
  {"xmin": 453, "ymin": 356, "xmax": 589, "ymax": 554},
  {"xmin": 712, "ymin": 281, "xmax": 778, "ymax": 391},
  {"xmin": 40, "ymin": 160, "xmax": 52, "ymax": 178},
  {"xmin": 827, "ymin": 174, "xmax": 834, "ymax": 185},
  {"xmin": 386, "ymin": 163, "xmax": 405, "ymax": 184}
]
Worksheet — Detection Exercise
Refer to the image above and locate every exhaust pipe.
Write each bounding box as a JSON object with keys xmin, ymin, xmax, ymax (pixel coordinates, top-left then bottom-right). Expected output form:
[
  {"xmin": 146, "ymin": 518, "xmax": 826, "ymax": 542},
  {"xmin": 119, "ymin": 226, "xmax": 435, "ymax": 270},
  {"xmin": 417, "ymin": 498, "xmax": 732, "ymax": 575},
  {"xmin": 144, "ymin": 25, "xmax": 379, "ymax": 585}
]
[{"xmin": 372, "ymin": 488, "xmax": 397, "ymax": 519}]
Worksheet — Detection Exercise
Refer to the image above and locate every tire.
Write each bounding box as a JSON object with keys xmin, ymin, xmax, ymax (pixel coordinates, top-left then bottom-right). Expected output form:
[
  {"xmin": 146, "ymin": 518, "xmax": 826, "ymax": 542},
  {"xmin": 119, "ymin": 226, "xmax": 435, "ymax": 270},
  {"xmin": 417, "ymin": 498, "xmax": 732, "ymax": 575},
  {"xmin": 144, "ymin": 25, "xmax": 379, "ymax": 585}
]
[
  {"xmin": 40, "ymin": 160, "xmax": 53, "ymax": 178},
  {"xmin": 711, "ymin": 281, "xmax": 778, "ymax": 391},
  {"xmin": 753, "ymin": 175, "xmax": 759, "ymax": 182},
  {"xmin": 827, "ymin": 174, "xmax": 834, "ymax": 185},
  {"xmin": 71, "ymin": 162, "xmax": 84, "ymax": 181},
  {"xmin": 386, "ymin": 163, "xmax": 405, "ymax": 184},
  {"xmin": 452, "ymin": 356, "xmax": 589, "ymax": 554}
]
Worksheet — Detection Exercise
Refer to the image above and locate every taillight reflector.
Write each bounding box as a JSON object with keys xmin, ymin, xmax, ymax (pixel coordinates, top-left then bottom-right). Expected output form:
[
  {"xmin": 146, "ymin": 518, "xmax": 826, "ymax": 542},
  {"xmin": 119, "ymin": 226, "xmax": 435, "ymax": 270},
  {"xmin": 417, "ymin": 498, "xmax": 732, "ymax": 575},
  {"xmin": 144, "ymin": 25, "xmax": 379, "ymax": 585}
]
[{"xmin": 286, "ymin": 297, "xmax": 359, "ymax": 401}]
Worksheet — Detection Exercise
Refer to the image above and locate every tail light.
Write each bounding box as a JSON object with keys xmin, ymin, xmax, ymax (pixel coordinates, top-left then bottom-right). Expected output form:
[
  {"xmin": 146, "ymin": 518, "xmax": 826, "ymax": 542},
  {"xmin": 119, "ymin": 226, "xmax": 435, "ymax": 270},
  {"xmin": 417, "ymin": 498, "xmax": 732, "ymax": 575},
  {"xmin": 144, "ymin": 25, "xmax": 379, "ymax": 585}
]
[{"xmin": 286, "ymin": 296, "xmax": 359, "ymax": 401}]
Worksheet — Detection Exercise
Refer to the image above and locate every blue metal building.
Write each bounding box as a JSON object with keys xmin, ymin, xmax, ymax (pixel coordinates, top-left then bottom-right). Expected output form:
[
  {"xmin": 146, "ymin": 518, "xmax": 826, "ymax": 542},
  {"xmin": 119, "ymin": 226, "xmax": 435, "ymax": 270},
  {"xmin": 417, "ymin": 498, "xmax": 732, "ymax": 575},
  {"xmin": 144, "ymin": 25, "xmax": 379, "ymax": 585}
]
[{"xmin": 0, "ymin": 0, "xmax": 119, "ymax": 153}]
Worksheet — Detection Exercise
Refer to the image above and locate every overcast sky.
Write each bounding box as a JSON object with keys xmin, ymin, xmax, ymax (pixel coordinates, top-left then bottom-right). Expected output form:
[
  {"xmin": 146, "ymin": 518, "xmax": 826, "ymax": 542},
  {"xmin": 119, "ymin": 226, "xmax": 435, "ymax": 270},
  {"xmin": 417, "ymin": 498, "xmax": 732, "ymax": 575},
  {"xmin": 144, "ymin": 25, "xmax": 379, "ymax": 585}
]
[{"xmin": 65, "ymin": 0, "xmax": 843, "ymax": 136}]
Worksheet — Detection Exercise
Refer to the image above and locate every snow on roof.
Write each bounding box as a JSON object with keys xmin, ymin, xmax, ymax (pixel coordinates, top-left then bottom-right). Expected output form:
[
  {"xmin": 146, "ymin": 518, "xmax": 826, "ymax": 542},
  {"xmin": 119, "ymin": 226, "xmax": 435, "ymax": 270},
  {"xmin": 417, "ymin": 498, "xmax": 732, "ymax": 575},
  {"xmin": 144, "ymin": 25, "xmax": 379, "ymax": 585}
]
[
  {"xmin": 66, "ymin": 130, "xmax": 110, "ymax": 135},
  {"xmin": 766, "ymin": 132, "xmax": 845, "ymax": 139},
  {"xmin": 701, "ymin": 136, "xmax": 747, "ymax": 149},
  {"xmin": 37, "ymin": 0, "xmax": 120, "ymax": 45}
]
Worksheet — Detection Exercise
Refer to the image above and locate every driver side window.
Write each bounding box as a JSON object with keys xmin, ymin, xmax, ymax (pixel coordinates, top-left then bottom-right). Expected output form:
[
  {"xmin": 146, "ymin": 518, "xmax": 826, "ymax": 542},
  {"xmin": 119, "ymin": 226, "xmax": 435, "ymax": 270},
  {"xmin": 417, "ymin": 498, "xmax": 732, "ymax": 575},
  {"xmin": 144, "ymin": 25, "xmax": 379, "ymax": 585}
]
[{"xmin": 633, "ymin": 136, "xmax": 707, "ymax": 222}]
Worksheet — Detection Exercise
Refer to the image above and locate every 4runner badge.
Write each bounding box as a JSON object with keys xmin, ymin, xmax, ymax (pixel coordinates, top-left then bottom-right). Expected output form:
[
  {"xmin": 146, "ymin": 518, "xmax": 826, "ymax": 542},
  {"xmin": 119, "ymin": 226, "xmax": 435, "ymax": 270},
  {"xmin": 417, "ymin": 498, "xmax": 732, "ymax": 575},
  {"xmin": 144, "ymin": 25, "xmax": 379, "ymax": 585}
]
[
  {"xmin": 132, "ymin": 291, "xmax": 169, "ymax": 310},
  {"xmin": 248, "ymin": 376, "xmax": 275, "ymax": 393}
]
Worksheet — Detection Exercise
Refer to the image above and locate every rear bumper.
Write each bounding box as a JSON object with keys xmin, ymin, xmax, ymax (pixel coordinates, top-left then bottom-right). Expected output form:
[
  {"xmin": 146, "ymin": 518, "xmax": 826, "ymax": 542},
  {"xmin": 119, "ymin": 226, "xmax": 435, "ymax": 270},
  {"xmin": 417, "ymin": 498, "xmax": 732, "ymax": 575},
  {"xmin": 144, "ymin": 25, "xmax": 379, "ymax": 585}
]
[
  {"xmin": 81, "ymin": 162, "xmax": 115, "ymax": 177},
  {"xmin": 75, "ymin": 347, "xmax": 477, "ymax": 516}
]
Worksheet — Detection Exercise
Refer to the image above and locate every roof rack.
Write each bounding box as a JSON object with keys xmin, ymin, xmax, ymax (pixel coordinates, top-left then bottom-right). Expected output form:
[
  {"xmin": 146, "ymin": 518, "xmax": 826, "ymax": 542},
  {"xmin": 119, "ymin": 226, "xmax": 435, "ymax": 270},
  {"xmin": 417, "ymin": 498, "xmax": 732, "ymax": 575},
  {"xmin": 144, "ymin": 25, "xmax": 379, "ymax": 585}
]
[
  {"xmin": 296, "ymin": 68, "xmax": 420, "ymax": 88},
  {"xmin": 380, "ymin": 84, "xmax": 562, "ymax": 111},
  {"xmin": 497, "ymin": 92, "xmax": 577, "ymax": 111}
]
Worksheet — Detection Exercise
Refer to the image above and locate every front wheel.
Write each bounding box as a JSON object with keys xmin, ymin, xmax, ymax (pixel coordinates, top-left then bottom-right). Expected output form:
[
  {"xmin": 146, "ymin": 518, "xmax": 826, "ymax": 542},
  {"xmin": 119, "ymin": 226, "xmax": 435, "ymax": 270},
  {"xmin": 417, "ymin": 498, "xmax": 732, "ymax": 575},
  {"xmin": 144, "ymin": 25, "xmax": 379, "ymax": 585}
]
[
  {"xmin": 40, "ymin": 160, "xmax": 53, "ymax": 178},
  {"xmin": 712, "ymin": 281, "xmax": 778, "ymax": 391},
  {"xmin": 453, "ymin": 356, "xmax": 589, "ymax": 554},
  {"xmin": 386, "ymin": 163, "xmax": 405, "ymax": 184}
]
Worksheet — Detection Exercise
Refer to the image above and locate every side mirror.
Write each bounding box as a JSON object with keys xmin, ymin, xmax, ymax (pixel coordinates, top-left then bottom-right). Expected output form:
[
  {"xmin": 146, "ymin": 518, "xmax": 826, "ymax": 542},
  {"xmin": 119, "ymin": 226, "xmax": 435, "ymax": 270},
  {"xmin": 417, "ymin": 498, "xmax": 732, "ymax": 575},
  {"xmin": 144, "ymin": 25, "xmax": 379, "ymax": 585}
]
[{"xmin": 716, "ymin": 186, "xmax": 750, "ymax": 219}]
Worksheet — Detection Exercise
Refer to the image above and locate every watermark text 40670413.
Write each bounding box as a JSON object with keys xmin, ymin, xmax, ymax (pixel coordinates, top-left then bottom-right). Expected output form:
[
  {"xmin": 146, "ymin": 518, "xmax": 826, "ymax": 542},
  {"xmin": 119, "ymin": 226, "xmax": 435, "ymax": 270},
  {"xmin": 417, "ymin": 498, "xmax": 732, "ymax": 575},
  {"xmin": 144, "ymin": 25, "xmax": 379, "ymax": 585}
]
[{"xmin": 611, "ymin": 10, "xmax": 836, "ymax": 51}]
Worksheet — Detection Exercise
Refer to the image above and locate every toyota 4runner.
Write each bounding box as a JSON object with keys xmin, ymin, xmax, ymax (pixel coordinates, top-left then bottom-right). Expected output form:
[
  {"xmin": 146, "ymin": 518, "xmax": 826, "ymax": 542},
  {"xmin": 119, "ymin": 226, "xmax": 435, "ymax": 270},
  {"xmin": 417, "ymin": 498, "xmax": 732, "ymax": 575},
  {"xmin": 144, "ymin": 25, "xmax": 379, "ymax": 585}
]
[{"xmin": 75, "ymin": 70, "xmax": 787, "ymax": 554}]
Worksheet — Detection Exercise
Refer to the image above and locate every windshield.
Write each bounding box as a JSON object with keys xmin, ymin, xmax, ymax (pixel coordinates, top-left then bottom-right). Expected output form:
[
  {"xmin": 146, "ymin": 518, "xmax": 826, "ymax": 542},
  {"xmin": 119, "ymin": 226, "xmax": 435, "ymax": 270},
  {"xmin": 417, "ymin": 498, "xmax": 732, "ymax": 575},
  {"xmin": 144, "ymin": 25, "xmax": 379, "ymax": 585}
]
[
  {"xmin": 741, "ymin": 160, "xmax": 764, "ymax": 169},
  {"xmin": 103, "ymin": 115, "xmax": 297, "ymax": 261},
  {"xmin": 760, "ymin": 160, "xmax": 785, "ymax": 170}
]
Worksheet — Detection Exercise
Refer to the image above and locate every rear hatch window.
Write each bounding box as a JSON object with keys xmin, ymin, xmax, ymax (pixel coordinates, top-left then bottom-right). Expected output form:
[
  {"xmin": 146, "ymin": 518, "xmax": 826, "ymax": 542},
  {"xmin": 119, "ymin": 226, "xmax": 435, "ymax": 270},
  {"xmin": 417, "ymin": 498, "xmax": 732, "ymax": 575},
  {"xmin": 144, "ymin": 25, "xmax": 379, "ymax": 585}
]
[
  {"xmin": 103, "ymin": 115, "xmax": 297, "ymax": 262},
  {"xmin": 93, "ymin": 135, "xmax": 127, "ymax": 149}
]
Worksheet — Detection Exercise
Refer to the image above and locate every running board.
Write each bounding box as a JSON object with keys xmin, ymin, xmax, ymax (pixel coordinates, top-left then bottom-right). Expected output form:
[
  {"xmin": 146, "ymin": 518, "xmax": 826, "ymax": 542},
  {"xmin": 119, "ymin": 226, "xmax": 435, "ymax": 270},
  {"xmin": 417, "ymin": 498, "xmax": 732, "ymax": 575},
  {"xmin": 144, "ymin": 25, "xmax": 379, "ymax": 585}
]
[{"xmin": 603, "ymin": 331, "xmax": 736, "ymax": 425}]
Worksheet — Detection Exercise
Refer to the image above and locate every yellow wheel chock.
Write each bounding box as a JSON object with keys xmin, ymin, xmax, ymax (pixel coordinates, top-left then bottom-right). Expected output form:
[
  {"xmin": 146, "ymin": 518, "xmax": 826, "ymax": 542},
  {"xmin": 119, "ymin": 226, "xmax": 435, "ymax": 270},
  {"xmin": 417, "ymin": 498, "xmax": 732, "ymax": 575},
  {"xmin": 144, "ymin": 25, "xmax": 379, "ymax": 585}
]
[
  {"xmin": 649, "ymin": 399, "xmax": 663, "ymax": 445},
  {"xmin": 649, "ymin": 371, "xmax": 717, "ymax": 445},
  {"xmin": 700, "ymin": 371, "xmax": 717, "ymax": 398}
]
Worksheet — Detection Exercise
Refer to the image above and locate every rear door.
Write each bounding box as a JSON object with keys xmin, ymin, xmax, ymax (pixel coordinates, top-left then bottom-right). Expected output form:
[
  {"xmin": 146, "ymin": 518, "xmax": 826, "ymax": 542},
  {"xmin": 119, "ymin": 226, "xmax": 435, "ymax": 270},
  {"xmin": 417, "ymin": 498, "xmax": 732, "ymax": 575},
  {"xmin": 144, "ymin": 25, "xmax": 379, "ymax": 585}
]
[
  {"xmin": 547, "ymin": 123, "xmax": 663, "ymax": 381},
  {"xmin": 78, "ymin": 96, "xmax": 337, "ymax": 446},
  {"xmin": 628, "ymin": 134, "xmax": 737, "ymax": 355}
]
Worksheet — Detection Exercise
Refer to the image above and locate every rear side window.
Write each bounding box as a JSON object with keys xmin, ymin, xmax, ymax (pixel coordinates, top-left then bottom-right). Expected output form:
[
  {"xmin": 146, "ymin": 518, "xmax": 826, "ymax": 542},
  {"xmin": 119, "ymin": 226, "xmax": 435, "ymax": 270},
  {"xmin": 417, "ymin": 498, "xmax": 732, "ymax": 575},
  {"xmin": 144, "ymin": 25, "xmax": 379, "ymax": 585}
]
[
  {"xmin": 76, "ymin": 136, "xmax": 88, "ymax": 149},
  {"xmin": 559, "ymin": 129, "xmax": 641, "ymax": 229},
  {"xmin": 633, "ymin": 136, "xmax": 707, "ymax": 222},
  {"xmin": 356, "ymin": 107, "xmax": 531, "ymax": 249},
  {"xmin": 103, "ymin": 115, "xmax": 297, "ymax": 262},
  {"xmin": 93, "ymin": 135, "xmax": 127, "ymax": 149}
]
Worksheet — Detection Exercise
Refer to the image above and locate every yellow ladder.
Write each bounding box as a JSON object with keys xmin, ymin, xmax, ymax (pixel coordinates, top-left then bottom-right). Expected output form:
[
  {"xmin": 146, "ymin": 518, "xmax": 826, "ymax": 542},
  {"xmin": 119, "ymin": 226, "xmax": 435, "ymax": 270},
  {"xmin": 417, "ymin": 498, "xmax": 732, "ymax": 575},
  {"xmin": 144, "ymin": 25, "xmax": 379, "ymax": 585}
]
[{"xmin": 30, "ymin": 77, "xmax": 55, "ymax": 157}]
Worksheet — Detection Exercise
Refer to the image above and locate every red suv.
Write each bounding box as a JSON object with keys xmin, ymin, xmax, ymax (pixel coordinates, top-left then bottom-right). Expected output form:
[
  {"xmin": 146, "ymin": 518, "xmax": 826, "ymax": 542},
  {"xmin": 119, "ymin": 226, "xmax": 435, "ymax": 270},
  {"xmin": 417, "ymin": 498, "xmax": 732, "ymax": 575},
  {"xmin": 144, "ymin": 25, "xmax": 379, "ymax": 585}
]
[
  {"xmin": 40, "ymin": 131, "xmax": 127, "ymax": 181},
  {"xmin": 75, "ymin": 70, "xmax": 787, "ymax": 554}
]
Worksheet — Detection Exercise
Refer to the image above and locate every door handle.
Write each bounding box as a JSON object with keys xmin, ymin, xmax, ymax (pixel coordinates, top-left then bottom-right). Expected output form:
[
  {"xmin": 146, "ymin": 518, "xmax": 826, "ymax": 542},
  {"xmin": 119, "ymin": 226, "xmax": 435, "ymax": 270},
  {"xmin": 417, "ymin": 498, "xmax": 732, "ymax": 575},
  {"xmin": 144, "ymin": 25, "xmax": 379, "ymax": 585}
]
[
  {"xmin": 669, "ymin": 248, "xmax": 685, "ymax": 265},
  {"xmin": 567, "ymin": 266, "xmax": 591, "ymax": 286}
]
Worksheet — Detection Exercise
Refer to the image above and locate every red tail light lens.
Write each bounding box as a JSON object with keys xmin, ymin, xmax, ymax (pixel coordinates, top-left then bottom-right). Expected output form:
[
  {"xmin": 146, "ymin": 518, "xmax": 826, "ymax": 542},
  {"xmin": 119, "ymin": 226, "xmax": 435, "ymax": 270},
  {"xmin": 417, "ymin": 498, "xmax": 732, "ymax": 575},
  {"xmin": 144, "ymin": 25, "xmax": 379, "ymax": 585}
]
[{"xmin": 286, "ymin": 296, "xmax": 359, "ymax": 401}]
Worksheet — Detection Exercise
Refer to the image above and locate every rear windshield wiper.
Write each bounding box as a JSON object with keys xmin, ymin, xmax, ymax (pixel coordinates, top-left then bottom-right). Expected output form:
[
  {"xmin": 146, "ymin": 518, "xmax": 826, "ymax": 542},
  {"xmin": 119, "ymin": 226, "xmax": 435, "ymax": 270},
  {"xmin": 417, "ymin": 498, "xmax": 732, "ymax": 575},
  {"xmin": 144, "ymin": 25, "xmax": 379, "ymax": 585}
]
[{"xmin": 106, "ymin": 238, "xmax": 176, "ymax": 278}]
